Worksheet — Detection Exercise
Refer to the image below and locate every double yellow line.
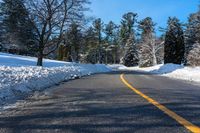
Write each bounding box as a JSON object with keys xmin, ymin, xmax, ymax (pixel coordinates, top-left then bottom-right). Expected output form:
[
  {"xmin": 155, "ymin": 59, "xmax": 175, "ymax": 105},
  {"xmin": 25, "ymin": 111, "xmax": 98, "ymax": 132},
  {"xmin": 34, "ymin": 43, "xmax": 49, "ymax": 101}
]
[{"xmin": 120, "ymin": 74, "xmax": 200, "ymax": 133}]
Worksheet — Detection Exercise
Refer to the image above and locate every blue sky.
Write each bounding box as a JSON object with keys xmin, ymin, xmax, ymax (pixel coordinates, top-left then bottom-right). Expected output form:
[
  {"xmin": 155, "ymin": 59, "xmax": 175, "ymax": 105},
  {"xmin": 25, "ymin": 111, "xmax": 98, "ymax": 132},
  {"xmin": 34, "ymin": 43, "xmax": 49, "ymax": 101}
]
[{"xmin": 87, "ymin": 0, "xmax": 199, "ymax": 35}]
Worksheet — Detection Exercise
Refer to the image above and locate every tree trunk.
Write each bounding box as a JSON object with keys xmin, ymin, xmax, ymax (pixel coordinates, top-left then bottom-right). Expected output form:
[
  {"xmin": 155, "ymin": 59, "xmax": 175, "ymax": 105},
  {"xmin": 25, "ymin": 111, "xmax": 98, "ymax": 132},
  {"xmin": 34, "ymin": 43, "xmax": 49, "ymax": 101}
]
[
  {"xmin": 105, "ymin": 50, "xmax": 108, "ymax": 64},
  {"xmin": 37, "ymin": 52, "xmax": 43, "ymax": 66},
  {"xmin": 113, "ymin": 54, "xmax": 116, "ymax": 64},
  {"xmin": 114, "ymin": 48, "xmax": 118, "ymax": 64},
  {"xmin": 98, "ymin": 48, "xmax": 101, "ymax": 64},
  {"xmin": 98, "ymin": 39, "xmax": 102, "ymax": 64},
  {"xmin": 152, "ymin": 46, "xmax": 157, "ymax": 66}
]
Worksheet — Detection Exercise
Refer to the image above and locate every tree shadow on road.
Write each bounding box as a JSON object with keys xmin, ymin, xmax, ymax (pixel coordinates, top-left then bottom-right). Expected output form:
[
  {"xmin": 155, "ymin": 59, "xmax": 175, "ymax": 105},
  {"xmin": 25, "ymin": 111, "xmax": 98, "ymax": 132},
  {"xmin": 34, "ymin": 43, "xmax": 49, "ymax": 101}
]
[{"xmin": 0, "ymin": 92, "xmax": 190, "ymax": 133}]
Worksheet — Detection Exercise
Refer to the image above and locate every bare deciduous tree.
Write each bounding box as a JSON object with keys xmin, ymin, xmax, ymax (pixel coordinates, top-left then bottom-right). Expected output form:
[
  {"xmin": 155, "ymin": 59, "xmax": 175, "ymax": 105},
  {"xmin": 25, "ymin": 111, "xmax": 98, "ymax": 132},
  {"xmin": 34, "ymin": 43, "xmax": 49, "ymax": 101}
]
[
  {"xmin": 138, "ymin": 17, "xmax": 162, "ymax": 67},
  {"xmin": 26, "ymin": 0, "xmax": 89, "ymax": 66}
]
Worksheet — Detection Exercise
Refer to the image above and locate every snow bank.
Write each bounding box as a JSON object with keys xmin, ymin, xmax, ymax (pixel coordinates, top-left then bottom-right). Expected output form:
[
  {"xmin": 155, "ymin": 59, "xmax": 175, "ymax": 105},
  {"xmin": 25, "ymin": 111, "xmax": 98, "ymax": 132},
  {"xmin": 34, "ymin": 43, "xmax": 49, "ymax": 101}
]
[
  {"xmin": 159, "ymin": 64, "xmax": 200, "ymax": 83},
  {"xmin": 0, "ymin": 52, "xmax": 111, "ymax": 105},
  {"xmin": 110, "ymin": 63, "xmax": 200, "ymax": 83},
  {"xmin": 108, "ymin": 64, "xmax": 127, "ymax": 70}
]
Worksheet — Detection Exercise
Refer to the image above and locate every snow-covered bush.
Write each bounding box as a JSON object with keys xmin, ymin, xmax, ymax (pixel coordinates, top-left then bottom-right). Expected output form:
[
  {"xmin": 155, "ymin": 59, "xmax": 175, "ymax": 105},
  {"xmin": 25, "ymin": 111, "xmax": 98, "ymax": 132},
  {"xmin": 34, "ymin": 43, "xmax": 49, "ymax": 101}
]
[{"xmin": 187, "ymin": 43, "xmax": 200, "ymax": 66}]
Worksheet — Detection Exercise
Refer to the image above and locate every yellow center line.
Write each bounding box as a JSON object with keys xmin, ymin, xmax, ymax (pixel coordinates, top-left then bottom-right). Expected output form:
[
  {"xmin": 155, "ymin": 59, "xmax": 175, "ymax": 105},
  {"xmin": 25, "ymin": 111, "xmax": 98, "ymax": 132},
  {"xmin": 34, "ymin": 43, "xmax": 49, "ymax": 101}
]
[{"xmin": 120, "ymin": 74, "xmax": 200, "ymax": 133}]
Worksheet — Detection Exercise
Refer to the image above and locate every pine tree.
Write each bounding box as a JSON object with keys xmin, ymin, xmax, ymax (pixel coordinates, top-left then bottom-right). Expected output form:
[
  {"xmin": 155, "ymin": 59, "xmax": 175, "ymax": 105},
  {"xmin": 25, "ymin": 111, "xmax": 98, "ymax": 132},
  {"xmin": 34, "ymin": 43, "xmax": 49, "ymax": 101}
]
[
  {"xmin": 112, "ymin": 29, "xmax": 121, "ymax": 64},
  {"xmin": 120, "ymin": 12, "xmax": 138, "ymax": 66},
  {"xmin": 138, "ymin": 17, "xmax": 157, "ymax": 67},
  {"xmin": 164, "ymin": 17, "xmax": 185, "ymax": 64},
  {"xmin": 120, "ymin": 12, "xmax": 137, "ymax": 47},
  {"xmin": 185, "ymin": 9, "xmax": 200, "ymax": 66},
  {"xmin": 104, "ymin": 21, "xmax": 118, "ymax": 43},
  {"xmin": 93, "ymin": 18, "xmax": 104, "ymax": 63},
  {"xmin": 123, "ymin": 32, "xmax": 139, "ymax": 66},
  {"xmin": 104, "ymin": 21, "xmax": 119, "ymax": 64},
  {"xmin": 0, "ymin": 0, "xmax": 36, "ymax": 54},
  {"xmin": 83, "ymin": 27, "xmax": 97, "ymax": 63},
  {"xmin": 65, "ymin": 22, "xmax": 82, "ymax": 62}
]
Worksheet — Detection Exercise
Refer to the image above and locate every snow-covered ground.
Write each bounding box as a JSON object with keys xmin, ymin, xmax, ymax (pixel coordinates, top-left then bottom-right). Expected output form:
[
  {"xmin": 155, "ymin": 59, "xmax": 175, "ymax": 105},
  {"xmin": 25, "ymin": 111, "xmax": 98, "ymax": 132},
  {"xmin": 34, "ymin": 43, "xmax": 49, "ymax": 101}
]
[
  {"xmin": 0, "ymin": 52, "xmax": 111, "ymax": 106},
  {"xmin": 110, "ymin": 64, "xmax": 200, "ymax": 83},
  {"xmin": 1, "ymin": 52, "xmax": 199, "ymax": 107}
]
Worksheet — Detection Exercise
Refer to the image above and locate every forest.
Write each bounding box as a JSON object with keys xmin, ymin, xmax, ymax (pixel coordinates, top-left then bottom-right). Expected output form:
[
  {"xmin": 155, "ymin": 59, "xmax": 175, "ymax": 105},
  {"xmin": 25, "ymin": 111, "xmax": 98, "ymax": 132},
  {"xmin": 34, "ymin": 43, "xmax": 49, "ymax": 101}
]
[{"xmin": 0, "ymin": 0, "xmax": 199, "ymax": 67}]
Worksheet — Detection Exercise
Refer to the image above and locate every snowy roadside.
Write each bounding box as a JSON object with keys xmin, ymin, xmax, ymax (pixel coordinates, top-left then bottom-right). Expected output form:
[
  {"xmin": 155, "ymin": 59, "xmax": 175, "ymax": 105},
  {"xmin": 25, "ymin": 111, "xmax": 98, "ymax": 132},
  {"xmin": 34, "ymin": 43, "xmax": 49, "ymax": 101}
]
[
  {"xmin": 109, "ymin": 64, "xmax": 200, "ymax": 83},
  {"xmin": 0, "ymin": 52, "xmax": 111, "ymax": 106}
]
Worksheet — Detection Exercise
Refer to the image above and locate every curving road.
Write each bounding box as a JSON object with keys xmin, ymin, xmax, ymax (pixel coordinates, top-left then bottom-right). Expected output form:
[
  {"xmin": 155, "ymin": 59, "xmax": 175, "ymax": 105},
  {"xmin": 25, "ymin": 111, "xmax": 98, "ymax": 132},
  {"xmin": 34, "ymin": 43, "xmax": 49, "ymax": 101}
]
[{"xmin": 0, "ymin": 71, "xmax": 200, "ymax": 133}]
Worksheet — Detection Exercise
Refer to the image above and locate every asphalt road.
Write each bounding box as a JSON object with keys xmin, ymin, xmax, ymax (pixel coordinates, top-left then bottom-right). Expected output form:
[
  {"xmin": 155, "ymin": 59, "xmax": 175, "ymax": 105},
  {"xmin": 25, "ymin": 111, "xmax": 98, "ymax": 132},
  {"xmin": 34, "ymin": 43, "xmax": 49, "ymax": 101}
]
[{"xmin": 0, "ymin": 71, "xmax": 200, "ymax": 133}]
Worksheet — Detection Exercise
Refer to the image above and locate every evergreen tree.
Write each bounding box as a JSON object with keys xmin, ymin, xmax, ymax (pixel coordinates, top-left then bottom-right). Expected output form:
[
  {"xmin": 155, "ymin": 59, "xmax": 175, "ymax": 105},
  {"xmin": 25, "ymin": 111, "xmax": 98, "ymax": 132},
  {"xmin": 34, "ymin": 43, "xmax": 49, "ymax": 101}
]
[
  {"xmin": 185, "ymin": 9, "xmax": 200, "ymax": 66},
  {"xmin": 123, "ymin": 32, "xmax": 139, "ymax": 66},
  {"xmin": 112, "ymin": 29, "xmax": 121, "ymax": 64},
  {"xmin": 84, "ymin": 26, "xmax": 98, "ymax": 63},
  {"xmin": 164, "ymin": 17, "xmax": 185, "ymax": 64},
  {"xmin": 120, "ymin": 12, "xmax": 137, "ymax": 47},
  {"xmin": 65, "ymin": 22, "xmax": 82, "ymax": 62},
  {"xmin": 0, "ymin": 0, "xmax": 36, "ymax": 54},
  {"xmin": 93, "ymin": 18, "xmax": 104, "ymax": 63},
  {"xmin": 104, "ymin": 21, "xmax": 118, "ymax": 43},
  {"xmin": 138, "ymin": 17, "xmax": 157, "ymax": 67},
  {"xmin": 120, "ymin": 12, "xmax": 138, "ymax": 66},
  {"xmin": 104, "ymin": 21, "xmax": 119, "ymax": 64}
]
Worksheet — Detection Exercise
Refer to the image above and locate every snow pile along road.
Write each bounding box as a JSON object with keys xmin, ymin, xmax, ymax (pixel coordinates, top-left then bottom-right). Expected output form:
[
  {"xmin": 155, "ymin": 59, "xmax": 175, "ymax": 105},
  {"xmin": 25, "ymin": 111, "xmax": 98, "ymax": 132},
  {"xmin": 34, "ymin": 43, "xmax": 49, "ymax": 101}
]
[
  {"xmin": 110, "ymin": 63, "xmax": 200, "ymax": 83},
  {"xmin": 154, "ymin": 64, "xmax": 200, "ymax": 83},
  {"xmin": 0, "ymin": 52, "xmax": 111, "ymax": 105}
]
